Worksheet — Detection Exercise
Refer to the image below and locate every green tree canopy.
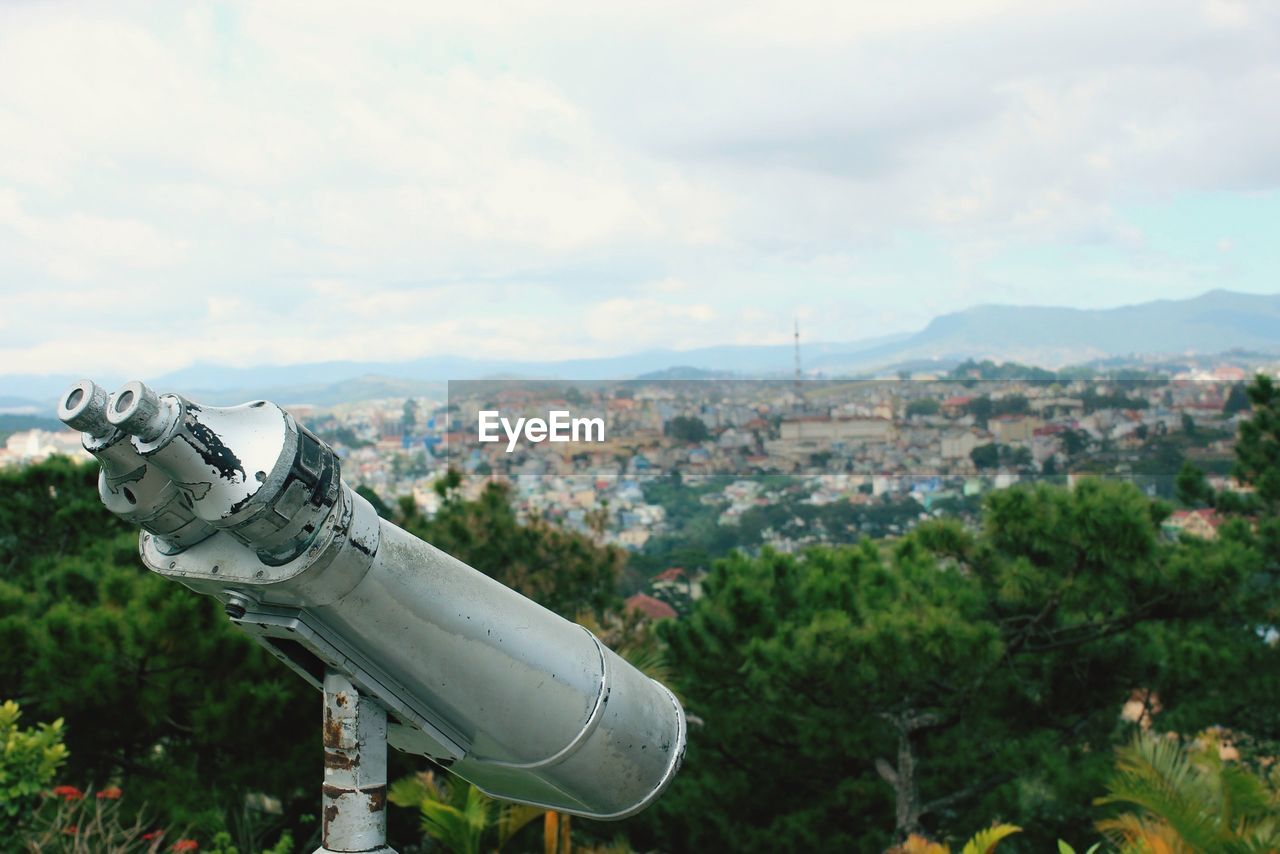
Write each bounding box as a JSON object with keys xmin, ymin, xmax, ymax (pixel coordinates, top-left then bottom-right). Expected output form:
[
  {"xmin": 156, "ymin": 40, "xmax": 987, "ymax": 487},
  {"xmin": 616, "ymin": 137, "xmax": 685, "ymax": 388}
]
[
  {"xmin": 0, "ymin": 458, "xmax": 317, "ymax": 837},
  {"xmin": 664, "ymin": 416, "xmax": 710, "ymax": 444},
  {"xmin": 906, "ymin": 398, "xmax": 941, "ymax": 418},
  {"xmin": 1175, "ymin": 460, "xmax": 1214, "ymax": 508},
  {"xmin": 1234, "ymin": 374, "xmax": 1279, "ymax": 511},
  {"xmin": 970, "ymin": 443, "xmax": 999, "ymax": 469},
  {"xmin": 397, "ymin": 477, "xmax": 623, "ymax": 620},
  {"xmin": 648, "ymin": 479, "xmax": 1276, "ymax": 852},
  {"xmin": 1223, "ymin": 382, "xmax": 1252, "ymax": 417}
]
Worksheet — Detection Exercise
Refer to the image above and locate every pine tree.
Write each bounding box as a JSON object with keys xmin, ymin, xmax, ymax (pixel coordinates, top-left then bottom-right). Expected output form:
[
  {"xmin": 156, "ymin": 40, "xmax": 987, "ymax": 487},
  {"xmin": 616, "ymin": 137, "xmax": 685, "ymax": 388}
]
[{"xmin": 648, "ymin": 479, "xmax": 1276, "ymax": 851}]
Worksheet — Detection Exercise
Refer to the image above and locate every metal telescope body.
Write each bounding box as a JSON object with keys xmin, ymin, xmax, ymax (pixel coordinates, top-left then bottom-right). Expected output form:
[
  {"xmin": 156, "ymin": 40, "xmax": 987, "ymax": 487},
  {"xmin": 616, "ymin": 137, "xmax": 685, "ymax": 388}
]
[{"xmin": 61, "ymin": 380, "xmax": 685, "ymax": 854}]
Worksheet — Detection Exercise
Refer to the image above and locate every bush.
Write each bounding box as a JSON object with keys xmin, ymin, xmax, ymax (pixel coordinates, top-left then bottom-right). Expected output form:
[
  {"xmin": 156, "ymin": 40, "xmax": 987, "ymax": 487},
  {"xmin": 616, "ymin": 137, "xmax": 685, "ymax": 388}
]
[
  {"xmin": 20, "ymin": 783, "xmax": 177, "ymax": 853},
  {"xmin": 0, "ymin": 699, "xmax": 69, "ymax": 836}
]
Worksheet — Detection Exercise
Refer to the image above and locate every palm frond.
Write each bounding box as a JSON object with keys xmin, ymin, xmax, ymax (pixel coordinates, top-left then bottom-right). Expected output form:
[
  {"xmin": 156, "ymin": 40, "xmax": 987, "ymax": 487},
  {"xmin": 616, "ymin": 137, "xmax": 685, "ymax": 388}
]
[
  {"xmin": 1217, "ymin": 762, "xmax": 1272, "ymax": 828},
  {"xmin": 496, "ymin": 802, "xmax": 545, "ymax": 849},
  {"xmin": 462, "ymin": 782, "xmax": 493, "ymax": 833},
  {"xmin": 388, "ymin": 771, "xmax": 439, "ymax": 808},
  {"xmin": 420, "ymin": 796, "xmax": 486, "ymax": 854},
  {"xmin": 1097, "ymin": 812, "xmax": 1187, "ymax": 854},
  {"xmin": 894, "ymin": 834, "xmax": 948, "ymax": 854},
  {"xmin": 392, "ymin": 770, "xmax": 495, "ymax": 854},
  {"xmin": 960, "ymin": 823, "xmax": 1021, "ymax": 854},
  {"xmin": 1097, "ymin": 733, "xmax": 1221, "ymax": 851}
]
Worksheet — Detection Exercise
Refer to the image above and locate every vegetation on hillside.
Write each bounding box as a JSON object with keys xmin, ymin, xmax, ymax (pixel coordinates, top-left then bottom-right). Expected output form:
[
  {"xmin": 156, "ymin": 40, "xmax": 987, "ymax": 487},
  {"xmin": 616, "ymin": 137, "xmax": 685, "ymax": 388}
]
[{"xmin": 0, "ymin": 375, "xmax": 1275, "ymax": 852}]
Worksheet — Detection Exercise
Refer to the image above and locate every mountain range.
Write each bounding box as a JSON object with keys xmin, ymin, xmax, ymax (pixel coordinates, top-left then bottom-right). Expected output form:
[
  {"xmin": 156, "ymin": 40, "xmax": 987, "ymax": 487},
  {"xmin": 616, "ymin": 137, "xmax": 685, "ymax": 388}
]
[{"xmin": 4, "ymin": 289, "xmax": 1279, "ymax": 411}]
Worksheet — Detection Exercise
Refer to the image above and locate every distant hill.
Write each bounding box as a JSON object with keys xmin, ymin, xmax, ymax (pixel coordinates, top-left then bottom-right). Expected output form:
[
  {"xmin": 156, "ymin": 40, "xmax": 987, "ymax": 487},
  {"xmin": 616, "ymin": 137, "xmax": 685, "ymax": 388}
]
[
  {"xmin": 205, "ymin": 376, "xmax": 448, "ymax": 408},
  {"xmin": 867, "ymin": 289, "xmax": 1280, "ymax": 368},
  {"xmin": 0, "ymin": 395, "xmax": 52, "ymax": 415},
  {"xmin": 2, "ymin": 290, "xmax": 1277, "ymax": 408},
  {"xmin": 634, "ymin": 366, "xmax": 739, "ymax": 380},
  {"xmin": 0, "ymin": 414, "xmax": 64, "ymax": 440},
  {"xmin": 0, "ymin": 332, "xmax": 913, "ymax": 408}
]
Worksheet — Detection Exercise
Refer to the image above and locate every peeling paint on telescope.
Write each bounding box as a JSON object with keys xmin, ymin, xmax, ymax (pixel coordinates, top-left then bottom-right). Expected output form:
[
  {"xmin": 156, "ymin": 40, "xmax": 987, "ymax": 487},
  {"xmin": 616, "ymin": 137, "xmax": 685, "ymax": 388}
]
[{"xmin": 62, "ymin": 380, "xmax": 686, "ymax": 821}]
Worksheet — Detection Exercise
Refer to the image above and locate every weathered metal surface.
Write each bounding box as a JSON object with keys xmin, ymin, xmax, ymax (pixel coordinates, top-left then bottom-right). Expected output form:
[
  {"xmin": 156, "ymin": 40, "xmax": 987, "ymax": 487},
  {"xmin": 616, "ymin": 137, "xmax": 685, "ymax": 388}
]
[
  {"xmin": 315, "ymin": 519, "xmax": 686, "ymax": 818},
  {"xmin": 215, "ymin": 602, "xmax": 465, "ymax": 760},
  {"xmin": 107, "ymin": 380, "xmax": 340, "ymax": 565},
  {"xmin": 58, "ymin": 380, "xmax": 215, "ymax": 553},
  {"xmin": 97, "ymin": 380, "xmax": 687, "ymax": 822},
  {"xmin": 317, "ymin": 670, "xmax": 393, "ymax": 854}
]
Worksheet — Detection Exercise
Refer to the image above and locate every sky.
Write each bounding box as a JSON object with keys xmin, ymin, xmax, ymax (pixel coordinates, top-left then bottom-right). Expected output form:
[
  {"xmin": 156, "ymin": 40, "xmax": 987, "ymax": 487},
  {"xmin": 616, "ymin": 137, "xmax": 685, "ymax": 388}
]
[{"xmin": 1, "ymin": 0, "xmax": 1278, "ymax": 378}]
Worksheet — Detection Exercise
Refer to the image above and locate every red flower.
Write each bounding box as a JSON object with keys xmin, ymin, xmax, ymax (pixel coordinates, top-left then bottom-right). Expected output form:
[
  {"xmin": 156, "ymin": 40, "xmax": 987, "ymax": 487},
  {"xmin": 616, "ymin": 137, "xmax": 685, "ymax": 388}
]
[
  {"xmin": 97, "ymin": 785, "xmax": 124, "ymax": 800},
  {"xmin": 52, "ymin": 785, "xmax": 84, "ymax": 801},
  {"xmin": 171, "ymin": 840, "xmax": 199, "ymax": 852},
  {"xmin": 143, "ymin": 830, "xmax": 165, "ymax": 841}
]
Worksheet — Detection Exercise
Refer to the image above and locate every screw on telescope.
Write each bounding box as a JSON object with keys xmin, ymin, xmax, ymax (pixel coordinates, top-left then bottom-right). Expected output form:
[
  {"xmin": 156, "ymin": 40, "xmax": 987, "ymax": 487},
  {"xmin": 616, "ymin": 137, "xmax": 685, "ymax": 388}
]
[{"xmin": 224, "ymin": 593, "xmax": 249, "ymax": 620}]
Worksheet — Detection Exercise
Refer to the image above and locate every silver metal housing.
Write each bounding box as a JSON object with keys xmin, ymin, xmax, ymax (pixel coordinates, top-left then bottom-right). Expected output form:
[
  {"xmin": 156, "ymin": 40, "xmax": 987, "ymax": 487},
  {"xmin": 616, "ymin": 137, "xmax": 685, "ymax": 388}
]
[
  {"xmin": 58, "ymin": 380, "xmax": 215, "ymax": 553},
  {"xmin": 108, "ymin": 385, "xmax": 340, "ymax": 565},
  {"xmin": 141, "ymin": 483, "xmax": 685, "ymax": 818},
  {"xmin": 104, "ymin": 382, "xmax": 685, "ymax": 820}
]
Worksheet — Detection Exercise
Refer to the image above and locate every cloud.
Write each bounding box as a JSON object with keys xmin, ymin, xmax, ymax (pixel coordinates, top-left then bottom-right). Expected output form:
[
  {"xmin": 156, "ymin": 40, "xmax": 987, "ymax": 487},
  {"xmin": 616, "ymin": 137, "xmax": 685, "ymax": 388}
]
[
  {"xmin": 0, "ymin": 0, "xmax": 1277, "ymax": 378},
  {"xmin": 0, "ymin": 190, "xmax": 188, "ymax": 281}
]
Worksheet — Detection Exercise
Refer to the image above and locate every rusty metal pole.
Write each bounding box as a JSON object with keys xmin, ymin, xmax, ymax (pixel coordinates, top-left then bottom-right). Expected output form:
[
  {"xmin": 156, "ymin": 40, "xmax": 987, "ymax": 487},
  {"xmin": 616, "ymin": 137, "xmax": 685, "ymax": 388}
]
[{"xmin": 317, "ymin": 669, "xmax": 395, "ymax": 854}]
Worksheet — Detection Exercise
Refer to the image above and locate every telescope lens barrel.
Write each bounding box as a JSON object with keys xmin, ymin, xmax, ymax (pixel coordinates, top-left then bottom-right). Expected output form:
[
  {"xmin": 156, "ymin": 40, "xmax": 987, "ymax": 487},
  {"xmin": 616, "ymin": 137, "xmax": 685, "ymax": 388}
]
[
  {"xmin": 57, "ymin": 379, "xmax": 114, "ymax": 437},
  {"xmin": 86, "ymin": 382, "xmax": 686, "ymax": 820},
  {"xmin": 106, "ymin": 380, "xmax": 171, "ymax": 442}
]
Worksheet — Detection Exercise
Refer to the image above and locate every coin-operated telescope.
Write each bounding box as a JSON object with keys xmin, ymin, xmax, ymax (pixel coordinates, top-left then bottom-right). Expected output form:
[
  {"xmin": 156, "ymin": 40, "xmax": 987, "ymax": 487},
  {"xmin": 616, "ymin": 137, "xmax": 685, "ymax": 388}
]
[{"xmin": 59, "ymin": 380, "xmax": 685, "ymax": 854}]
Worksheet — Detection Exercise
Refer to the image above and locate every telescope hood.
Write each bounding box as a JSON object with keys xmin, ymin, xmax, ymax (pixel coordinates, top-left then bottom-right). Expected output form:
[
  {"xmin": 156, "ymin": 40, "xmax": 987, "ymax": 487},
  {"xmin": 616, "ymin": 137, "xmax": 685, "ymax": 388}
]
[{"xmin": 108, "ymin": 382, "xmax": 340, "ymax": 565}]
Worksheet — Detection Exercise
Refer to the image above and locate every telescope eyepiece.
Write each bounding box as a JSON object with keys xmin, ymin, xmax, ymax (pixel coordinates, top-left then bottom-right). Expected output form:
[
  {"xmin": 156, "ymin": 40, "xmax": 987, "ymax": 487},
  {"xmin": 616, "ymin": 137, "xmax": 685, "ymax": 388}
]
[
  {"xmin": 57, "ymin": 379, "xmax": 114, "ymax": 437},
  {"xmin": 107, "ymin": 380, "xmax": 172, "ymax": 442},
  {"xmin": 58, "ymin": 378, "xmax": 217, "ymax": 553}
]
